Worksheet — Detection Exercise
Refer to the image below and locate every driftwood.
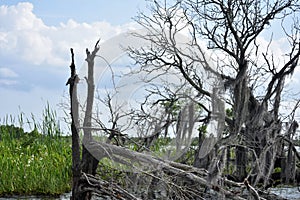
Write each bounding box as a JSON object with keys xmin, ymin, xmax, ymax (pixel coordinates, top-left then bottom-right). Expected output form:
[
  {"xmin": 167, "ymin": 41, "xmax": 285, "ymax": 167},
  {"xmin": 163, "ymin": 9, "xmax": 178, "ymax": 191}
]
[
  {"xmin": 78, "ymin": 139, "xmax": 288, "ymax": 200},
  {"xmin": 78, "ymin": 172, "xmax": 140, "ymax": 200}
]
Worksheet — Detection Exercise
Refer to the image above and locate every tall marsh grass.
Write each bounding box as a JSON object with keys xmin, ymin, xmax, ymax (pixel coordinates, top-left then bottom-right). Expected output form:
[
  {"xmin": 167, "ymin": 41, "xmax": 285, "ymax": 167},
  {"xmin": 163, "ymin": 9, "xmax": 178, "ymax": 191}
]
[{"xmin": 0, "ymin": 105, "xmax": 72, "ymax": 196}]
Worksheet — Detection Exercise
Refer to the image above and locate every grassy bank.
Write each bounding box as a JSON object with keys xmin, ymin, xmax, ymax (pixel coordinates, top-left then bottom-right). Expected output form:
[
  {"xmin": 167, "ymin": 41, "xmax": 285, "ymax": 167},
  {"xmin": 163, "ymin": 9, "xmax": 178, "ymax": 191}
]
[{"xmin": 0, "ymin": 108, "xmax": 72, "ymax": 196}]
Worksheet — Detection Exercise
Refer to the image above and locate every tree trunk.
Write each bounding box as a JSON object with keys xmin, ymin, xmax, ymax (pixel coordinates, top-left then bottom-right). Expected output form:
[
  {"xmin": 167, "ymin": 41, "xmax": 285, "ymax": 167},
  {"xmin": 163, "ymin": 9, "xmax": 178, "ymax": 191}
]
[
  {"xmin": 285, "ymin": 144, "xmax": 296, "ymax": 184},
  {"xmin": 82, "ymin": 47, "xmax": 99, "ymax": 176},
  {"xmin": 66, "ymin": 48, "xmax": 81, "ymax": 200},
  {"xmin": 81, "ymin": 41, "xmax": 101, "ymax": 199},
  {"xmin": 235, "ymin": 146, "xmax": 247, "ymax": 181},
  {"xmin": 194, "ymin": 130, "xmax": 212, "ymax": 169},
  {"xmin": 283, "ymin": 121, "xmax": 299, "ymax": 184},
  {"xmin": 233, "ymin": 60, "xmax": 249, "ymax": 181}
]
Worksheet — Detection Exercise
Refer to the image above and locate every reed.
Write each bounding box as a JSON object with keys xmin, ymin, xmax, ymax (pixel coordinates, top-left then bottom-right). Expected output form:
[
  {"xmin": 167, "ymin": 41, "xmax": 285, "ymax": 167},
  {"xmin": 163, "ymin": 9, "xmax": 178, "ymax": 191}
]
[{"xmin": 0, "ymin": 105, "xmax": 72, "ymax": 196}]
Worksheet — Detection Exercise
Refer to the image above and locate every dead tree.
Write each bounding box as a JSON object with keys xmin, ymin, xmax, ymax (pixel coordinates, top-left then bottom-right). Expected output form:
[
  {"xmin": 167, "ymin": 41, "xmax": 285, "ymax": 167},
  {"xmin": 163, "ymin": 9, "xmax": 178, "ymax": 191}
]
[
  {"xmin": 129, "ymin": 0, "xmax": 300, "ymax": 187},
  {"xmin": 67, "ymin": 41, "xmax": 101, "ymax": 199},
  {"xmin": 72, "ymin": 40, "xmax": 101, "ymax": 199},
  {"xmin": 65, "ymin": 40, "xmax": 295, "ymax": 199},
  {"xmin": 65, "ymin": 1, "xmax": 300, "ymax": 198},
  {"xmin": 66, "ymin": 48, "xmax": 81, "ymax": 200},
  {"xmin": 81, "ymin": 40, "xmax": 101, "ymax": 174}
]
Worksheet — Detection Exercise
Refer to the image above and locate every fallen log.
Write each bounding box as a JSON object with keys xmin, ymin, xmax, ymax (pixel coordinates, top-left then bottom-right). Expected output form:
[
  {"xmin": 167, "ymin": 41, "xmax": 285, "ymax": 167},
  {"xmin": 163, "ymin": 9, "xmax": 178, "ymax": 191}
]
[
  {"xmin": 78, "ymin": 172, "xmax": 141, "ymax": 200},
  {"xmin": 81, "ymin": 140, "xmax": 255, "ymax": 199}
]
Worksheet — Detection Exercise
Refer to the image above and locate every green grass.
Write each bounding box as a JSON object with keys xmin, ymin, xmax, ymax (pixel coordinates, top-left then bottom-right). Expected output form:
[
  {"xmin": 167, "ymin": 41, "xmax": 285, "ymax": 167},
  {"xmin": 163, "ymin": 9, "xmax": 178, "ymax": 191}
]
[{"xmin": 0, "ymin": 106, "xmax": 72, "ymax": 196}]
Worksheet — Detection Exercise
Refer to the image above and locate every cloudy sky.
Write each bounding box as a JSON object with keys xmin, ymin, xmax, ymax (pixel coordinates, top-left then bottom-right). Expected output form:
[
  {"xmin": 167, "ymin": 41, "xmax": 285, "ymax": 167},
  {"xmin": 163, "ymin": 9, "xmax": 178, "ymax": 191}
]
[
  {"xmin": 0, "ymin": 0, "xmax": 299, "ymax": 133},
  {"xmin": 0, "ymin": 0, "xmax": 148, "ymax": 129}
]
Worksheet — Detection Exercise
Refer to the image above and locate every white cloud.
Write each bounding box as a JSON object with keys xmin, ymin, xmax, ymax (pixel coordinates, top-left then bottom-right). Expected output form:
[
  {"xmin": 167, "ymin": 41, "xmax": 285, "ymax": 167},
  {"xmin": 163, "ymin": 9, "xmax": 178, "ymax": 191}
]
[
  {"xmin": 0, "ymin": 1, "xmax": 298, "ymax": 133},
  {"xmin": 0, "ymin": 3, "xmax": 54, "ymax": 66},
  {"xmin": 0, "ymin": 68, "xmax": 18, "ymax": 78},
  {"xmin": 0, "ymin": 2, "xmax": 139, "ymax": 69},
  {"xmin": 0, "ymin": 68, "xmax": 19, "ymax": 88},
  {"xmin": 0, "ymin": 2, "xmax": 140, "ymax": 128},
  {"xmin": 0, "ymin": 79, "xmax": 18, "ymax": 86},
  {"xmin": 0, "ymin": 2, "xmax": 46, "ymax": 31}
]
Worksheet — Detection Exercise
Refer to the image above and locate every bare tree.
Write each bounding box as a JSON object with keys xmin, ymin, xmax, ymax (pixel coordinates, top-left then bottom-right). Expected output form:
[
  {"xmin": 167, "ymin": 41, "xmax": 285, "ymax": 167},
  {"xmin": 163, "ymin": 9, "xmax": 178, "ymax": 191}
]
[
  {"xmin": 66, "ymin": 1, "xmax": 300, "ymax": 199},
  {"xmin": 128, "ymin": 0, "xmax": 300, "ymax": 187},
  {"xmin": 66, "ymin": 48, "xmax": 81, "ymax": 200},
  {"xmin": 67, "ymin": 41, "xmax": 102, "ymax": 200}
]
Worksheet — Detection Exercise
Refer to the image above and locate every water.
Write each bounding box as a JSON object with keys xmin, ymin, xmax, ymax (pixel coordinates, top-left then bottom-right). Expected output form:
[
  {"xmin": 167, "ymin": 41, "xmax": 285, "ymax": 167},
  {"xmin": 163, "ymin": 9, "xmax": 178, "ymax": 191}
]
[
  {"xmin": 1, "ymin": 187, "xmax": 300, "ymax": 199},
  {"xmin": 0, "ymin": 192, "xmax": 71, "ymax": 200},
  {"xmin": 269, "ymin": 187, "xmax": 300, "ymax": 200}
]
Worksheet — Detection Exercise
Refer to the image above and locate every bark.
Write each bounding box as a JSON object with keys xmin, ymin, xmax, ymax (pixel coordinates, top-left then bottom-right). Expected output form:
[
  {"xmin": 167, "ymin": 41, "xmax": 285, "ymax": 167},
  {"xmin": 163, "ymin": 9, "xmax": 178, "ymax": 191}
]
[
  {"xmin": 232, "ymin": 60, "xmax": 249, "ymax": 181},
  {"xmin": 78, "ymin": 173, "xmax": 141, "ymax": 200},
  {"xmin": 283, "ymin": 121, "xmax": 299, "ymax": 184},
  {"xmin": 235, "ymin": 146, "xmax": 247, "ymax": 181},
  {"xmin": 285, "ymin": 143, "xmax": 296, "ymax": 183},
  {"xmin": 81, "ymin": 40, "xmax": 101, "ymax": 199},
  {"xmin": 194, "ymin": 130, "xmax": 212, "ymax": 169},
  {"xmin": 84, "ymin": 140, "xmax": 242, "ymax": 199},
  {"xmin": 82, "ymin": 139, "xmax": 290, "ymax": 200},
  {"xmin": 244, "ymin": 179, "xmax": 260, "ymax": 200},
  {"xmin": 66, "ymin": 48, "xmax": 81, "ymax": 200}
]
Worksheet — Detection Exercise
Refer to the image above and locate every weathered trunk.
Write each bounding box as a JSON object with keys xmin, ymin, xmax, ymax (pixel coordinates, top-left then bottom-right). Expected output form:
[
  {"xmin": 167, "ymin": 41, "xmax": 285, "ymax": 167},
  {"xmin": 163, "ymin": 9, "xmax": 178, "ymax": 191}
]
[
  {"xmin": 83, "ymin": 140, "xmax": 288, "ymax": 200},
  {"xmin": 82, "ymin": 47, "xmax": 99, "ymax": 175},
  {"xmin": 67, "ymin": 48, "xmax": 81, "ymax": 200},
  {"xmin": 235, "ymin": 146, "xmax": 247, "ymax": 181},
  {"xmin": 193, "ymin": 129, "xmax": 212, "ymax": 169},
  {"xmin": 233, "ymin": 60, "xmax": 249, "ymax": 181},
  {"xmin": 283, "ymin": 121, "xmax": 298, "ymax": 184},
  {"xmin": 81, "ymin": 42, "xmax": 101, "ymax": 199}
]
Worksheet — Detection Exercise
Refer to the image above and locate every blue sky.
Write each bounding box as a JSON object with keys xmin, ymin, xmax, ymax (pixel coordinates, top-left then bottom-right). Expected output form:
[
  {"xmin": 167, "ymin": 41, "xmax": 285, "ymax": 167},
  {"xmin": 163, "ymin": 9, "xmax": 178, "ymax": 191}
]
[
  {"xmin": 1, "ymin": 0, "xmax": 147, "ymax": 25},
  {"xmin": 0, "ymin": 0, "xmax": 299, "ymax": 133},
  {"xmin": 0, "ymin": 0, "xmax": 148, "ymax": 130}
]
